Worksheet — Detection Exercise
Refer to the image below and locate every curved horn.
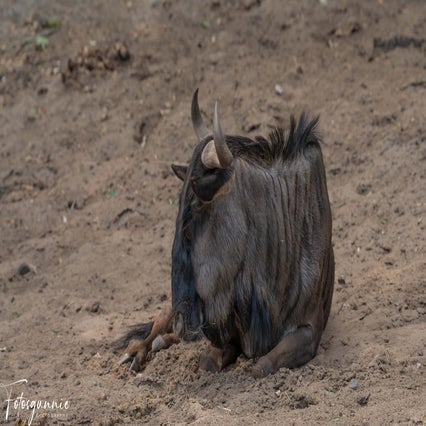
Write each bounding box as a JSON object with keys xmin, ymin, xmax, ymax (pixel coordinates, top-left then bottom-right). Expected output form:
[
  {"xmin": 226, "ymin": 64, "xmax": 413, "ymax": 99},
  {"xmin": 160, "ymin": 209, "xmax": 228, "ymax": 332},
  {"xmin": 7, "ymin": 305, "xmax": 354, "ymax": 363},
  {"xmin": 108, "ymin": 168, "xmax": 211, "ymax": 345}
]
[
  {"xmin": 191, "ymin": 89, "xmax": 210, "ymax": 141},
  {"xmin": 213, "ymin": 102, "xmax": 233, "ymax": 168}
]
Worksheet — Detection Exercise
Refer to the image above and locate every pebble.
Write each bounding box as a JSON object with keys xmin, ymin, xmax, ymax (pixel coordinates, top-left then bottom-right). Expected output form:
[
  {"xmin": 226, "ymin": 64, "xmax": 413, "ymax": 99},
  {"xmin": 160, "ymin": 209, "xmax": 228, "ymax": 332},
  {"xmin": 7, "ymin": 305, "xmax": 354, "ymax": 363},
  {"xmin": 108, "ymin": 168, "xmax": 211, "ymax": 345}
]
[
  {"xmin": 90, "ymin": 302, "xmax": 100, "ymax": 313},
  {"xmin": 18, "ymin": 263, "xmax": 31, "ymax": 275},
  {"xmin": 349, "ymin": 378, "xmax": 358, "ymax": 390},
  {"xmin": 357, "ymin": 394, "xmax": 370, "ymax": 406}
]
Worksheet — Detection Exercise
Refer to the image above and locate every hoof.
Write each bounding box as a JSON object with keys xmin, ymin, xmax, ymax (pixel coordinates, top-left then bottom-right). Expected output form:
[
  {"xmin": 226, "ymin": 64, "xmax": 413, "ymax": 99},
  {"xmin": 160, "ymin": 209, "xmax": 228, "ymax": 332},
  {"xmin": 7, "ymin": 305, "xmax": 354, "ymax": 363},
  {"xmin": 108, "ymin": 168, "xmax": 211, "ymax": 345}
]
[
  {"xmin": 129, "ymin": 357, "xmax": 140, "ymax": 373},
  {"xmin": 252, "ymin": 357, "xmax": 274, "ymax": 378},
  {"xmin": 118, "ymin": 353, "xmax": 133, "ymax": 365},
  {"xmin": 151, "ymin": 335, "xmax": 166, "ymax": 353},
  {"xmin": 127, "ymin": 346, "xmax": 148, "ymax": 373}
]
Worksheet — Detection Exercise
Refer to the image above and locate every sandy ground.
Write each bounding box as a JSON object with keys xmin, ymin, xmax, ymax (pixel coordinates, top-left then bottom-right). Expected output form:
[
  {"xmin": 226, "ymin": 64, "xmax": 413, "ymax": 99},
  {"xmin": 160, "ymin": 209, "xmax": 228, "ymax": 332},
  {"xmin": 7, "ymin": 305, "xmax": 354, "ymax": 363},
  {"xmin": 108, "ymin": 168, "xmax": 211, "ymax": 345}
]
[{"xmin": 0, "ymin": 0, "xmax": 425, "ymax": 424}]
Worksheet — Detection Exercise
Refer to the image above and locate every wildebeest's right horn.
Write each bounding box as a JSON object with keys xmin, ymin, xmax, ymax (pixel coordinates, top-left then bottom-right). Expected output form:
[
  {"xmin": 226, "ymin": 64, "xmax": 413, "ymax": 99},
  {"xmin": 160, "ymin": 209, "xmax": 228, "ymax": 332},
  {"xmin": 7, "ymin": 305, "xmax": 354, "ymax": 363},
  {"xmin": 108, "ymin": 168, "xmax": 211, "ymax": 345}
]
[
  {"xmin": 213, "ymin": 102, "xmax": 233, "ymax": 168},
  {"xmin": 191, "ymin": 89, "xmax": 210, "ymax": 141}
]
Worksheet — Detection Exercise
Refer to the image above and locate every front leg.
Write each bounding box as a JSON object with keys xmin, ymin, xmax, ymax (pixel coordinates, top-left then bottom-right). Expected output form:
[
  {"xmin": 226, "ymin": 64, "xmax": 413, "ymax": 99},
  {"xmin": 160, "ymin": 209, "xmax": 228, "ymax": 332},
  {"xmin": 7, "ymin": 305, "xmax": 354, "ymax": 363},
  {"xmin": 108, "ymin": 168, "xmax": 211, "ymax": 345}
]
[
  {"xmin": 252, "ymin": 324, "xmax": 320, "ymax": 378},
  {"xmin": 118, "ymin": 303, "xmax": 179, "ymax": 372}
]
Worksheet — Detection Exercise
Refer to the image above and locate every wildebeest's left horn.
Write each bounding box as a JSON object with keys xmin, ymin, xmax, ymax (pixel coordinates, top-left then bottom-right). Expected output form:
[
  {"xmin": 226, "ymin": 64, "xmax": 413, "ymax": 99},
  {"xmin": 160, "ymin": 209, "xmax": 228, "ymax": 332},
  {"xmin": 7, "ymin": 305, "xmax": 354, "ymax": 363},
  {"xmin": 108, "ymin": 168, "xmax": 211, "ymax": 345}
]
[
  {"xmin": 213, "ymin": 102, "xmax": 233, "ymax": 168},
  {"xmin": 201, "ymin": 102, "xmax": 234, "ymax": 169},
  {"xmin": 191, "ymin": 89, "xmax": 210, "ymax": 141}
]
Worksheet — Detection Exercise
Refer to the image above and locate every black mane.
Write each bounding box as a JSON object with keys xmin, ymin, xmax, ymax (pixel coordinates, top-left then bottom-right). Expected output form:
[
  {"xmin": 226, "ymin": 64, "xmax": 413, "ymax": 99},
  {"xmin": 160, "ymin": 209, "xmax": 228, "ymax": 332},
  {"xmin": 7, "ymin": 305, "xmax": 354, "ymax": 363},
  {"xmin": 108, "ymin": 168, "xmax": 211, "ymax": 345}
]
[{"xmin": 226, "ymin": 113, "xmax": 320, "ymax": 167}]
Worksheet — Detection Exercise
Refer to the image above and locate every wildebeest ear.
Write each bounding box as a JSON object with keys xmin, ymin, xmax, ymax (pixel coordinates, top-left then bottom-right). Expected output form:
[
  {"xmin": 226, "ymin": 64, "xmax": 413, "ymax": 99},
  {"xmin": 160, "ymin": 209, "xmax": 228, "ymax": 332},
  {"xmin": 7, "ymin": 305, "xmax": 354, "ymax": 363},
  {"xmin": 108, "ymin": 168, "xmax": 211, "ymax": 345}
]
[{"xmin": 171, "ymin": 164, "xmax": 188, "ymax": 181}]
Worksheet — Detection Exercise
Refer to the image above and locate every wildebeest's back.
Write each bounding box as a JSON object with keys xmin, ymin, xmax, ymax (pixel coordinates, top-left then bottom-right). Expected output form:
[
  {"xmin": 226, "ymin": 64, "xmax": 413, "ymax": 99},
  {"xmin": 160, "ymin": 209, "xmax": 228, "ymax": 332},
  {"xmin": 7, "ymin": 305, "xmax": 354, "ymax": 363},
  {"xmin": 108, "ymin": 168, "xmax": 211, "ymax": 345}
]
[{"xmin": 192, "ymin": 114, "xmax": 333, "ymax": 358}]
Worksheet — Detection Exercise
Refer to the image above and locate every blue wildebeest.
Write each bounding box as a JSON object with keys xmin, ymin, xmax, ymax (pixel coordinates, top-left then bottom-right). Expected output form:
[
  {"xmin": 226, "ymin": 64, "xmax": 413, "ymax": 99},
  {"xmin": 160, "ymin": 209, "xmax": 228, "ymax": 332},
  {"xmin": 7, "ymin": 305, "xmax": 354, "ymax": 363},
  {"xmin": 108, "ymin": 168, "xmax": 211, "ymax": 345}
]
[{"xmin": 118, "ymin": 90, "xmax": 334, "ymax": 377}]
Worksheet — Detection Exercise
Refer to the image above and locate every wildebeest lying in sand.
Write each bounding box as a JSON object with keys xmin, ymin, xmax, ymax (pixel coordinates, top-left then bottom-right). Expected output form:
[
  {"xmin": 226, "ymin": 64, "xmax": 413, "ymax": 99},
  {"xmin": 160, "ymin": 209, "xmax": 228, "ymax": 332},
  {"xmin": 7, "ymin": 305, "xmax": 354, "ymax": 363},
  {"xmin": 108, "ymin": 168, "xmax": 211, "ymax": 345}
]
[{"xmin": 118, "ymin": 89, "xmax": 334, "ymax": 377}]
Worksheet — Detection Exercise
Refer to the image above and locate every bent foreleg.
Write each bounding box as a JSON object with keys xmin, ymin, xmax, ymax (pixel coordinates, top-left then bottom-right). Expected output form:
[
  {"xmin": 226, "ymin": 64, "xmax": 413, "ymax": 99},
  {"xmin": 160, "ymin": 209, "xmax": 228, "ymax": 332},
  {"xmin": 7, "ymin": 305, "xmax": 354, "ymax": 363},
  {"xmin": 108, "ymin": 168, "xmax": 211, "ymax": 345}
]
[{"xmin": 252, "ymin": 324, "xmax": 321, "ymax": 378}]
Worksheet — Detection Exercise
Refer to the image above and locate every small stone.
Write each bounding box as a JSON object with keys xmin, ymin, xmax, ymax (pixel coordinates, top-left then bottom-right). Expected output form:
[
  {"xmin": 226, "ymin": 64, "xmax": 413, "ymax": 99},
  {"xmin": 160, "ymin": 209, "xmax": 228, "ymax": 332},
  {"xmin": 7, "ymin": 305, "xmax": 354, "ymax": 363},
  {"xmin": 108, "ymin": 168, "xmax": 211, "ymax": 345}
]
[
  {"xmin": 90, "ymin": 302, "xmax": 100, "ymax": 313},
  {"xmin": 338, "ymin": 275, "xmax": 346, "ymax": 285},
  {"xmin": 356, "ymin": 183, "xmax": 371, "ymax": 195},
  {"xmin": 349, "ymin": 378, "xmax": 358, "ymax": 390},
  {"xmin": 357, "ymin": 394, "xmax": 370, "ymax": 406},
  {"xmin": 275, "ymin": 84, "xmax": 283, "ymax": 95},
  {"xmin": 116, "ymin": 42, "xmax": 130, "ymax": 61},
  {"xmin": 18, "ymin": 263, "xmax": 31, "ymax": 275}
]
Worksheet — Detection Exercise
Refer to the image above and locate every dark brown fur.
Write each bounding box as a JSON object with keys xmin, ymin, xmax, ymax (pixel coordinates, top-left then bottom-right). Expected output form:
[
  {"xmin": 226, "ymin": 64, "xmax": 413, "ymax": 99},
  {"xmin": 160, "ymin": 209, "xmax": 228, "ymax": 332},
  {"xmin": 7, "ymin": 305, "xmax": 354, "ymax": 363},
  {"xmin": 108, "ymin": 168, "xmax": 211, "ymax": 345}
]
[{"xmin": 171, "ymin": 112, "xmax": 334, "ymax": 376}]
